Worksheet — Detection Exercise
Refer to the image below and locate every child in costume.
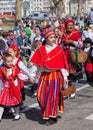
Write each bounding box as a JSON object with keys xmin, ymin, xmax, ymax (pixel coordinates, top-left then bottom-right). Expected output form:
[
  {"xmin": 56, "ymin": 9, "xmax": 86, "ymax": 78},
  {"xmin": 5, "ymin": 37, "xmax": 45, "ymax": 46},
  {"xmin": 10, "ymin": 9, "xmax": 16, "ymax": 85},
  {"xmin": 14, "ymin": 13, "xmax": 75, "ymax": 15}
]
[
  {"xmin": 0, "ymin": 53, "xmax": 21, "ymax": 121},
  {"xmin": 8, "ymin": 45, "xmax": 31, "ymax": 110},
  {"xmin": 30, "ymin": 29, "xmax": 68, "ymax": 125},
  {"xmin": 0, "ymin": 50, "xmax": 4, "ymax": 93},
  {"xmin": 29, "ymin": 40, "xmax": 42, "ymax": 98}
]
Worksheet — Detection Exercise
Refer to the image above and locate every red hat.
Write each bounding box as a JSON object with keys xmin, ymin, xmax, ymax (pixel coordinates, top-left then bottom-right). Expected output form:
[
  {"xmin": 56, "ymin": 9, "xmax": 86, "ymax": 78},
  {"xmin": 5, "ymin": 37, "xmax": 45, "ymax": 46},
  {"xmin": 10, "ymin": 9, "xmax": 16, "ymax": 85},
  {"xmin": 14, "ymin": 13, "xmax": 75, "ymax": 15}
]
[
  {"xmin": 58, "ymin": 25, "xmax": 65, "ymax": 32},
  {"xmin": 65, "ymin": 19, "xmax": 74, "ymax": 26},
  {"xmin": 43, "ymin": 28, "xmax": 55, "ymax": 38}
]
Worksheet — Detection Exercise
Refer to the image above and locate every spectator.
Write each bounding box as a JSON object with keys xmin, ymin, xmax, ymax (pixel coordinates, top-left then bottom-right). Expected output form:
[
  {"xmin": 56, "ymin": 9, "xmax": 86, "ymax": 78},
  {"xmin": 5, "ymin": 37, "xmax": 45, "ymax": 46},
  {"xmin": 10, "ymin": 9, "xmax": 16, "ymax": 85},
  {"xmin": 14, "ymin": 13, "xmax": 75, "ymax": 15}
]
[
  {"xmin": 13, "ymin": 19, "xmax": 22, "ymax": 37},
  {"xmin": 88, "ymin": 8, "xmax": 93, "ymax": 24},
  {"xmin": 0, "ymin": 32, "xmax": 7, "ymax": 50},
  {"xmin": 7, "ymin": 30, "xmax": 17, "ymax": 46},
  {"xmin": 33, "ymin": 25, "xmax": 44, "ymax": 42},
  {"xmin": 25, "ymin": 24, "xmax": 32, "ymax": 39},
  {"xmin": 17, "ymin": 30, "xmax": 31, "ymax": 66}
]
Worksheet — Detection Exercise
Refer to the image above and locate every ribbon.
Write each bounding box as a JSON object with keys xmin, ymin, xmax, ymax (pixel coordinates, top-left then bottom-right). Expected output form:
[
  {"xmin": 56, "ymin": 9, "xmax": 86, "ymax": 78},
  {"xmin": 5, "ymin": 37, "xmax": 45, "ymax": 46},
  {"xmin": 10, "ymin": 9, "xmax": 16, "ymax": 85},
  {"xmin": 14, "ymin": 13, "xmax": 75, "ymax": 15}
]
[{"xmin": 74, "ymin": 50, "xmax": 81, "ymax": 68}]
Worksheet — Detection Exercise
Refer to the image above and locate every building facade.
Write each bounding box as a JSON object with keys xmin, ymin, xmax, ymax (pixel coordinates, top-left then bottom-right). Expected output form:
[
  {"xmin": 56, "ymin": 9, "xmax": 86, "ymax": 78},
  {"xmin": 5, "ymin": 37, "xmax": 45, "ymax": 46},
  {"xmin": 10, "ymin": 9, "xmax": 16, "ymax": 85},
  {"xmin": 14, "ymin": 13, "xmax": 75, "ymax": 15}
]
[
  {"xmin": 22, "ymin": 0, "xmax": 54, "ymax": 17},
  {"xmin": 1, "ymin": 0, "xmax": 93, "ymax": 18},
  {"xmin": 70, "ymin": 0, "xmax": 93, "ymax": 16},
  {"xmin": 0, "ymin": 0, "xmax": 16, "ymax": 15}
]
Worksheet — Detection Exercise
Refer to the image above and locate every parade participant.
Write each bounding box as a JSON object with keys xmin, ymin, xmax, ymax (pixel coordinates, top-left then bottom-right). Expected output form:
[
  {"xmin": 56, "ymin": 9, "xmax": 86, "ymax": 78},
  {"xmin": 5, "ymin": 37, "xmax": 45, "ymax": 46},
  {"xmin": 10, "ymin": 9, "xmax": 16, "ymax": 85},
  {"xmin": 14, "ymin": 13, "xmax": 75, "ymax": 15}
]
[
  {"xmin": 29, "ymin": 40, "xmax": 42, "ymax": 98},
  {"xmin": 0, "ymin": 50, "xmax": 4, "ymax": 122},
  {"xmin": 30, "ymin": 29, "xmax": 68, "ymax": 125},
  {"xmin": 0, "ymin": 50, "xmax": 4, "ymax": 94},
  {"xmin": 62, "ymin": 19, "xmax": 83, "ymax": 98},
  {"xmin": 84, "ymin": 38, "xmax": 93, "ymax": 85},
  {"xmin": 57, "ymin": 25, "xmax": 65, "ymax": 47},
  {"xmin": 8, "ymin": 45, "xmax": 31, "ymax": 110},
  {"xmin": 0, "ymin": 53, "xmax": 21, "ymax": 121}
]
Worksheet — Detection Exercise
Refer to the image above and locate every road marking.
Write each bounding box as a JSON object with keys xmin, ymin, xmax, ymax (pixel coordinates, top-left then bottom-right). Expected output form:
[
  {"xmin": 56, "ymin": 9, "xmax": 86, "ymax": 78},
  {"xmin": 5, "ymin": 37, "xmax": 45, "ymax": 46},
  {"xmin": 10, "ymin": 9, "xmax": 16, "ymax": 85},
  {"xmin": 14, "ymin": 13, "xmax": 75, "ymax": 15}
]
[
  {"xmin": 24, "ymin": 85, "xmax": 31, "ymax": 90},
  {"xmin": 76, "ymin": 84, "xmax": 89, "ymax": 91},
  {"xmin": 22, "ymin": 103, "xmax": 39, "ymax": 112},
  {"xmin": 23, "ymin": 83, "xmax": 89, "ymax": 112},
  {"xmin": 77, "ymin": 84, "xmax": 93, "ymax": 121},
  {"xmin": 85, "ymin": 114, "xmax": 93, "ymax": 120}
]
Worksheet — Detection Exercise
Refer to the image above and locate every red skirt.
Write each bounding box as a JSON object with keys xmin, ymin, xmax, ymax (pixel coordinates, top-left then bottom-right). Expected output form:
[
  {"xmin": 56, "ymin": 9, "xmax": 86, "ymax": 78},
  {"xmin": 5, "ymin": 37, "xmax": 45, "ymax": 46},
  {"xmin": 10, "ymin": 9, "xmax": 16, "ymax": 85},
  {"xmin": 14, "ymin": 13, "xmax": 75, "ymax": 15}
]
[
  {"xmin": 37, "ymin": 71, "xmax": 64, "ymax": 119},
  {"xmin": 0, "ymin": 86, "xmax": 21, "ymax": 107},
  {"xmin": 65, "ymin": 49, "xmax": 76, "ymax": 74},
  {"xmin": 65, "ymin": 49, "xmax": 82, "ymax": 74},
  {"xmin": 86, "ymin": 63, "xmax": 93, "ymax": 72}
]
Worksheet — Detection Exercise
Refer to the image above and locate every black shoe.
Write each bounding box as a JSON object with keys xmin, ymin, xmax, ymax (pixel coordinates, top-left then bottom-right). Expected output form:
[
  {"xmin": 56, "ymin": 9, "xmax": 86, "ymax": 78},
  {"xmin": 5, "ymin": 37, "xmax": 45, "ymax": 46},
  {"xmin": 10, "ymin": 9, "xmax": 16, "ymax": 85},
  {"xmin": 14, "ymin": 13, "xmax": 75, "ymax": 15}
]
[
  {"xmin": 49, "ymin": 118, "xmax": 57, "ymax": 124},
  {"xmin": 69, "ymin": 96, "xmax": 75, "ymax": 99},
  {"xmin": 20, "ymin": 105, "xmax": 26, "ymax": 111},
  {"xmin": 45, "ymin": 119, "xmax": 51, "ymax": 126},
  {"xmin": 88, "ymin": 82, "xmax": 93, "ymax": 86},
  {"xmin": 64, "ymin": 96, "xmax": 69, "ymax": 100},
  {"xmin": 31, "ymin": 92, "xmax": 37, "ymax": 98}
]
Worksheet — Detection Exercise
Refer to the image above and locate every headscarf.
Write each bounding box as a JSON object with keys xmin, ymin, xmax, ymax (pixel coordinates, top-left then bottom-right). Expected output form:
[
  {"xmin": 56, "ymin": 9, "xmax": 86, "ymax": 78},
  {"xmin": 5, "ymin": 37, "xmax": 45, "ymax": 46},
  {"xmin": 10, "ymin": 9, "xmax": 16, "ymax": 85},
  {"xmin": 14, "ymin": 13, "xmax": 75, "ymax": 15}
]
[{"xmin": 65, "ymin": 19, "xmax": 74, "ymax": 27}]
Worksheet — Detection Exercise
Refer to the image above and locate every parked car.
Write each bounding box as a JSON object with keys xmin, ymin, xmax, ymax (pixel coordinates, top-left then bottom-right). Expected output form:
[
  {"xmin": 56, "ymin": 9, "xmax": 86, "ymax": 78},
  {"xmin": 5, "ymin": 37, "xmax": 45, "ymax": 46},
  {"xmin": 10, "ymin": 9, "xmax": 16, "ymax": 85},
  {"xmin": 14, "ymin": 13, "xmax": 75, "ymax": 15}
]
[
  {"xmin": 26, "ymin": 13, "xmax": 49, "ymax": 21},
  {"xmin": 38, "ymin": 13, "xmax": 49, "ymax": 20},
  {"xmin": 26, "ymin": 15, "xmax": 33, "ymax": 19}
]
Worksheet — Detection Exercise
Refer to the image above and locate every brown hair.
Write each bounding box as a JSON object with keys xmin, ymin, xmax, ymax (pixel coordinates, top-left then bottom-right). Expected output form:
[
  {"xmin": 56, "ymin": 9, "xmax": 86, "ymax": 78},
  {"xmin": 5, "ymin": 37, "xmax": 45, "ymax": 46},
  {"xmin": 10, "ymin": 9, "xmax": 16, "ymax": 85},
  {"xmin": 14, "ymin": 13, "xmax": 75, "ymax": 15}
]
[{"xmin": 2, "ymin": 53, "xmax": 12, "ymax": 62}]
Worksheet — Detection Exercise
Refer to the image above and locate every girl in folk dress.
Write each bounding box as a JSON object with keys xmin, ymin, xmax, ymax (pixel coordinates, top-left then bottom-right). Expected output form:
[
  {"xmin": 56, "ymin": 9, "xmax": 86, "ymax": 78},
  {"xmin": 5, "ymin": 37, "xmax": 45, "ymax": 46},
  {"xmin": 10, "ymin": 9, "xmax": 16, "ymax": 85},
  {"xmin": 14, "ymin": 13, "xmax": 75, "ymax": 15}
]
[
  {"xmin": 0, "ymin": 50, "xmax": 4, "ymax": 93},
  {"xmin": 8, "ymin": 45, "xmax": 31, "ymax": 110},
  {"xmin": 0, "ymin": 53, "xmax": 21, "ymax": 121},
  {"xmin": 30, "ymin": 29, "xmax": 68, "ymax": 125}
]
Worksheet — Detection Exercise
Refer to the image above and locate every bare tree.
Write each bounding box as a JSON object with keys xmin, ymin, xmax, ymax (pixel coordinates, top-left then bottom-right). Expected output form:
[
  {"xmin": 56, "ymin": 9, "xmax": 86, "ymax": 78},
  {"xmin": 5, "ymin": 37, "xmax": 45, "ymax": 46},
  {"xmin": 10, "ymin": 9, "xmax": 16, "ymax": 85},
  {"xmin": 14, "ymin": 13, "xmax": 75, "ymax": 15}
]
[
  {"xmin": 51, "ymin": 0, "xmax": 71, "ymax": 18},
  {"xmin": 51, "ymin": 0, "xmax": 64, "ymax": 18},
  {"xmin": 16, "ymin": 0, "xmax": 23, "ymax": 20},
  {"xmin": 77, "ymin": 0, "xmax": 83, "ymax": 20}
]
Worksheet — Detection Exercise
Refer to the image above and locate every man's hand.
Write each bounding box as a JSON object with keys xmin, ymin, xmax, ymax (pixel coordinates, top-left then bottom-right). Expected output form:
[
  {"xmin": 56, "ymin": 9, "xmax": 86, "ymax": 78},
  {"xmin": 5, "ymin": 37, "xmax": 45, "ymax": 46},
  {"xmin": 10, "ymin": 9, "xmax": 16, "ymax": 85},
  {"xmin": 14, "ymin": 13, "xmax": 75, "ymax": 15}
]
[{"xmin": 66, "ymin": 40, "xmax": 73, "ymax": 44}]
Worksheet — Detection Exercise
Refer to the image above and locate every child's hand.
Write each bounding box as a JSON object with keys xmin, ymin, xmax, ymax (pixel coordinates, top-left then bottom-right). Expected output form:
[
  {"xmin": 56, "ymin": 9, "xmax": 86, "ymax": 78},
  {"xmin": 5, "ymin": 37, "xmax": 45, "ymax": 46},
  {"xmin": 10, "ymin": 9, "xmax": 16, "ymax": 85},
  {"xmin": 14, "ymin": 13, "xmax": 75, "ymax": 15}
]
[
  {"xmin": 64, "ymin": 79, "xmax": 68, "ymax": 84},
  {"xmin": 63, "ymin": 78, "xmax": 68, "ymax": 89},
  {"xmin": 29, "ymin": 77, "xmax": 34, "ymax": 83}
]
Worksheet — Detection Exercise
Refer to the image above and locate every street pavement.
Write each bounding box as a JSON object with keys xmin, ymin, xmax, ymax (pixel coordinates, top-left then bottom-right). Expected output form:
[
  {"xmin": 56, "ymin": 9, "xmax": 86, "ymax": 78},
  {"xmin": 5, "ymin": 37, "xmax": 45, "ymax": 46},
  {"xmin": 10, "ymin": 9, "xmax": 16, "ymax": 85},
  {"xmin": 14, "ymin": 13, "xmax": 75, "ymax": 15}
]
[{"xmin": 1, "ymin": 76, "xmax": 93, "ymax": 130}]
